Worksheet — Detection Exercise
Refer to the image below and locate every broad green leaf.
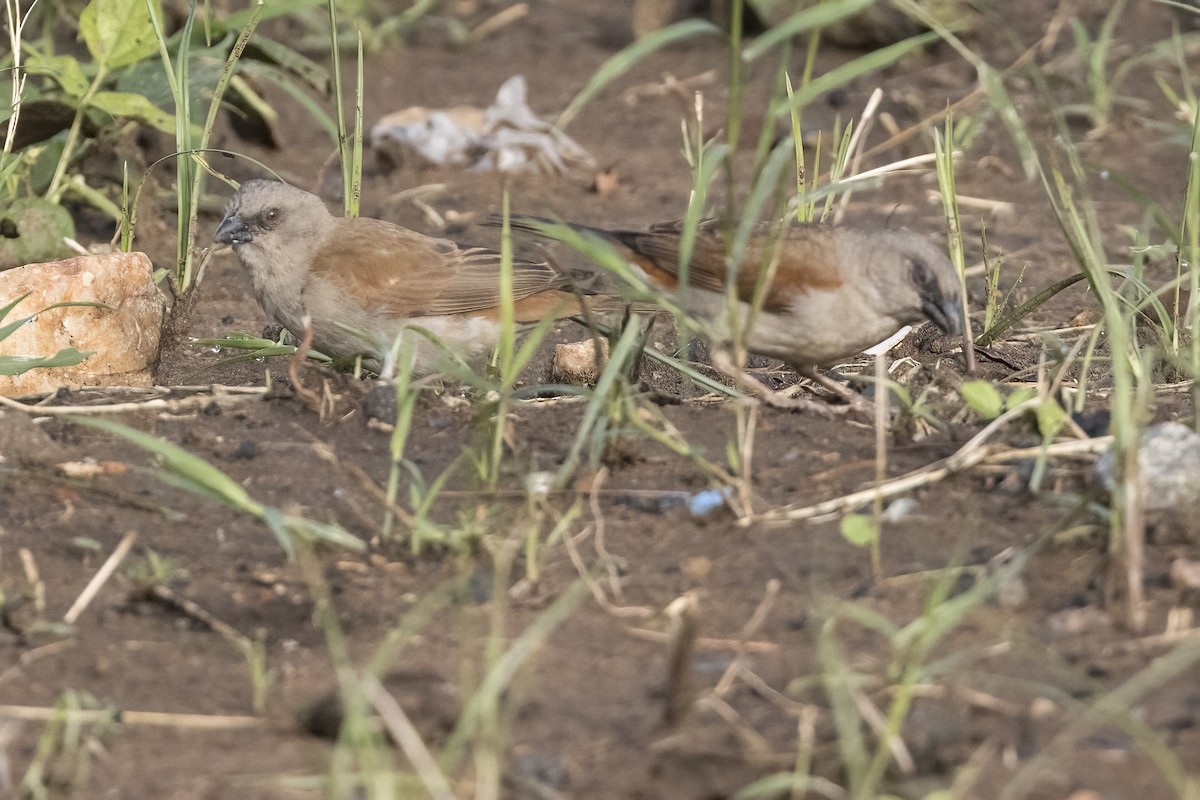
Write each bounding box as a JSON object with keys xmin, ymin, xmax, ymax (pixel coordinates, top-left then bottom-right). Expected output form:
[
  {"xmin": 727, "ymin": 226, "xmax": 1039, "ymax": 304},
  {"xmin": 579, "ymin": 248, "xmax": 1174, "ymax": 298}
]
[
  {"xmin": 0, "ymin": 196, "xmax": 76, "ymax": 269},
  {"xmin": 90, "ymin": 91, "xmax": 178, "ymax": 133},
  {"xmin": 1035, "ymin": 398, "xmax": 1069, "ymax": 439},
  {"xmin": 116, "ymin": 42, "xmax": 229, "ymax": 112},
  {"xmin": 80, "ymin": 0, "xmax": 162, "ymax": 68},
  {"xmin": 959, "ymin": 379, "xmax": 1004, "ymax": 419},
  {"xmin": 839, "ymin": 513, "xmax": 879, "ymax": 547},
  {"xmin": 24, "ymin": 54, "xmax": 90, "ymax": 97},
  {"xmin": 0, "ymin": 348, "xmax": 91, "ymax": 375},
  {"xmin": 1006, "ymin": 386, "xmax": 1039, "ymax": 408}
]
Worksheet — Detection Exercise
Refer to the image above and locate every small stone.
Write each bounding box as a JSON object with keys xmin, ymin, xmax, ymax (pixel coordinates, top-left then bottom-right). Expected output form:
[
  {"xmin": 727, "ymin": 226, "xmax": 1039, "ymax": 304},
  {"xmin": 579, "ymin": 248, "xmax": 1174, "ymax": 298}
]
[
  {"xmin": 1169, "ymin": 558, "xmax": 1200, "ymax": 591},
  {"xmin": 1045, "ymin": 606, "xmax": 1111, "ymax": 637},
  {"xmin": 688, "ymin": 487, "xmax": 731, "ymax": 518},
  {"xmin": 552, "ymin": 337, "xmax": 608, "ymax": 385},
  {"xmin": 680, "ymin": 556, "xmax": 712, "ymax": 582},
  {"xmin": 0, "ymin": 411, "xmax": 65, "ymax": 466},
  {"xmin": 1095, "ymin": 422, "xmax": 1200, "ymax": 538}
]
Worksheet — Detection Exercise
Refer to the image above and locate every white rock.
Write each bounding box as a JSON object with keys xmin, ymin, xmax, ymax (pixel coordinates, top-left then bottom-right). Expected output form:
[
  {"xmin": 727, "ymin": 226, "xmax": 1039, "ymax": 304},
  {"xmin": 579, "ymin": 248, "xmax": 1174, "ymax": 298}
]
[
  {"xmin": 552, "ymin": 337, "xmax": 608, "ymax": 385},
  {"xmin": 1096, "ymin": 421, "xmax": 1200, "ymax": 536},
  {"xmin": 0, "ymin": 252, "xmax": 165, "ymax": 397}
]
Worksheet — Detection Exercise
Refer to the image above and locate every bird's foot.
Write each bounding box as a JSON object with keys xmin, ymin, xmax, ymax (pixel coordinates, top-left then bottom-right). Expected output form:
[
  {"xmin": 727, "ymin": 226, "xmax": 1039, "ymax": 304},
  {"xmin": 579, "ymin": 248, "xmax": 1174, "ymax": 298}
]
[
  {"xmin": 287, "ymin": 316, "xmax": 327, "ymax": 416},
  {"xmin": 710, "ymin": 350, "xmax": 873, "ymax": 418}
]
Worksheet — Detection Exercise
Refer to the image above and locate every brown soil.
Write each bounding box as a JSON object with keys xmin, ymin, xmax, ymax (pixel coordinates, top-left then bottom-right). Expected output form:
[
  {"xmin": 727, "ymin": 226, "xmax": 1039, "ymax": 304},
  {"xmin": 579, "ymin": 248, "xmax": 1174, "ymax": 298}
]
[{"xmin": 4, "ymin": 1, "xmax": 1200, "ymax": 798}]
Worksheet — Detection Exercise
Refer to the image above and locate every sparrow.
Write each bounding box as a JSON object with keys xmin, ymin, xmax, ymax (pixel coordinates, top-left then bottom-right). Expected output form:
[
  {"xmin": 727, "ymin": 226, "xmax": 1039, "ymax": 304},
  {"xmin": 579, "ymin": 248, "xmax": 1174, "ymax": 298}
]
[
  {"xmin": 501, "ymin": 215, "xmax": 965, "ymax": 404},
  {"xmin": 213, "ymin": 180, "xmax": 606, "ymax": 377}
]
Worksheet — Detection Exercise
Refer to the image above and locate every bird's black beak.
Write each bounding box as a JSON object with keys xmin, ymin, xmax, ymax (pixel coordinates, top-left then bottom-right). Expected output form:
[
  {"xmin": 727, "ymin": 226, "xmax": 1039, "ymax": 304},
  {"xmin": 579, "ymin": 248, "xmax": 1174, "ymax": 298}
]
[
  {"xmin": 215, "ymin": 214, "xmax": 251, "ymax": 245},
  {"xmin": 922, "ymin": 293, "xmax": 964, "ymax": 336}
]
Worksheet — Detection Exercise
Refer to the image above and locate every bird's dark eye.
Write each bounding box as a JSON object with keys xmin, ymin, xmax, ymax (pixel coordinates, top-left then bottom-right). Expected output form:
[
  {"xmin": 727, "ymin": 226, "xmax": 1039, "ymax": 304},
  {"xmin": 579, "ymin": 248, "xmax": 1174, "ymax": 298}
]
[
  {"xmin": 260, "ymin": 207, "xmax": 281, "ymax": 229},
  {"xmin": 909, "ymin": 257, "xmax": 938, "ymax": 293}
]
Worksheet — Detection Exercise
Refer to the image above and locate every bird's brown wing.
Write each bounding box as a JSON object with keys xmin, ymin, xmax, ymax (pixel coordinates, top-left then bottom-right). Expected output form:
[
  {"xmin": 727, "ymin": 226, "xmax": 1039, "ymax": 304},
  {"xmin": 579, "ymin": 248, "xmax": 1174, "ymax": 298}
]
[
  {"xmin": 309, "ymin": 217, "xmax": 568, "ymax": 317},
  {"xmin": 623, "ymin": 221, "xmax": 844, "ymax": 311}
]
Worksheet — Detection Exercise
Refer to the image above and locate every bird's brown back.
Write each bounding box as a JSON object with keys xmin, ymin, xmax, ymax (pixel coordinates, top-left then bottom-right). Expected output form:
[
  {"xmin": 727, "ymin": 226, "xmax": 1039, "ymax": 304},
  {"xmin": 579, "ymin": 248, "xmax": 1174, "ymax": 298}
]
[
  {"xmin": 619, "ymin": 221, "xmax": 846, "ymax": 311},
  {"xmin": 309, "ymin": 216, "xmax": 571, "ymax": 319}
]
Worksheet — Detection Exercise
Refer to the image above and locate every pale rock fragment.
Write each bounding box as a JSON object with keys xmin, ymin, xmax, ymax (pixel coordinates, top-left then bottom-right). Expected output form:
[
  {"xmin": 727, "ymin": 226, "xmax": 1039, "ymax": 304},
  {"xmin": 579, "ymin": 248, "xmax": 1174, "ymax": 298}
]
[{"xmin": 0, "ymin": 252, "xmax": 165, "ymax": 397}]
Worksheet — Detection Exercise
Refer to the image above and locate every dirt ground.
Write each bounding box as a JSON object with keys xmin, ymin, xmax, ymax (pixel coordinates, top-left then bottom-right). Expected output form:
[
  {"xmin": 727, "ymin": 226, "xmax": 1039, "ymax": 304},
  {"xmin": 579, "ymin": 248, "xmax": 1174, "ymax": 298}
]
[{"xmin": 4, "ymin": 0, "xmax": 1200, "ymax": 798}]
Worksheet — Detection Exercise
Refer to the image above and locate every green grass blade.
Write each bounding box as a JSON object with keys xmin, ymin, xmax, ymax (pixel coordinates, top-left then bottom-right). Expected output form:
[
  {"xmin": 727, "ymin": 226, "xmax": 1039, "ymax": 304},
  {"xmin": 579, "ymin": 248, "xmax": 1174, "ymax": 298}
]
[
  {"xmin": 742, "ymin": 0, "xmax": 872, "ymax": 61},
  {"xmin": 773, "ymin": 32, "xmax": 937, "ymax": 125},
  {"xmin": 0, "ymin": 348, "xmax": 91, "ymax": 375},
  {"xmin": 556, "ymin": 19, "xmax": 720, "ymax": 130},
  {"xmin": 77, "ymin": 417, "xmax": 265, "ymax": 516}
]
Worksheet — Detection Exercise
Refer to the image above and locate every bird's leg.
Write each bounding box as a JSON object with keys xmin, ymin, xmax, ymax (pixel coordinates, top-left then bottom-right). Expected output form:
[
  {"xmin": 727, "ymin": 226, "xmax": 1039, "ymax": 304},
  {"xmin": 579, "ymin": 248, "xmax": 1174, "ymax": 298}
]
[
  {"xmin": 288, "ymin": 315, "xmax": 322, "ymax": 410},
  {"xmin": 795, "ymin": 366, "xmax": 874, "ymax": 415},
  {"xmin": 708, "ymin": 348, "xmax": 847, "ymax": 418}
]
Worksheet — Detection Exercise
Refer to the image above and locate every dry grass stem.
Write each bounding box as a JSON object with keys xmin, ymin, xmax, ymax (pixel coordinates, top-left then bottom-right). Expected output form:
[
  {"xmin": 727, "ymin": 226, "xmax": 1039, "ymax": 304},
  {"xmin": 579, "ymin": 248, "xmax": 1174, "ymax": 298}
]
[
  {"xmin": 563, "ymin": 522, "xmax": 654, "ymax": 619},
  {"xmin": 622, "ymin": 627, "xmax": 778, "ymax": 653},
  {"xmin": 0, "ymin": 705, "xmax": 265, "ymax": 729},
  {"xmin": 753, "ymin": 401, "xmax": 1111, "ymax": 525},
  {"xmin": 362, "ymin": 674, "xmax": 457, "ymax": 800},
  {"xmin": 467, "ymin": 2, "xmax": 528, "ymax": 43},
  {"xmin": 0, "ymin": 386, "xmax": 267, "ymax": 415},
  {"xmin": 307, "ymin": 438, "xmax": 418, "ymax": 530},
  {"xmin": 18, "ymin": 548, "xmax": 44, "ymax": 614},
  {"xmin": 147, "ymin": 584, "xmax": 252, "ymax": 647},
  {"xmin": 62, "ymin": 530, "xmax": 138, "ymax": 625},
  {"xmin": 663, "ymin": 593, "xmax": 700, "ymax": 727},
  {"xmin": 851, "ymin": 688, "xmax": 915, "ymax": 775}
]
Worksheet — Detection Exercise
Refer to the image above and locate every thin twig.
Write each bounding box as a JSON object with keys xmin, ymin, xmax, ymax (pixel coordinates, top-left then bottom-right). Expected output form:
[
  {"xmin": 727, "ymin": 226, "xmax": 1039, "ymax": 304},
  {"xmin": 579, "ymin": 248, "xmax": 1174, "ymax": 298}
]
[
  {"xmin": 18, "ymin": 548, "xmax": 43, "ymax": 614},
  {"xmin": 147, "ymin": 584, "xmax": 251, "ymax": 647},
  {"xmin": 362, "ymin": 674, "xmax": 457, "ymax": 800},
  {"xmin": 714, "ymin": 579, "xmax": 781, "ymax": 696},
  {"xmin": 750, "ymin": 400, "xmax": 1106, "ymax": 524},
  {"xmin": 0, "ymin": 705, "xmax": 264, "ymax": 729},
  {"xmin": 588, "ymin": 467, "xmax": 626, "ymax": 601},
  {"xmin": 623, "ymin": 627, "xmax": 778, "ymax": 652},
  {"xmin": 63, "ymin": 531, "xmax": 137, "ymax": 625},
  {"xmin": 0, "ymin": 387, "xmax": 267, "ymax": 416}
]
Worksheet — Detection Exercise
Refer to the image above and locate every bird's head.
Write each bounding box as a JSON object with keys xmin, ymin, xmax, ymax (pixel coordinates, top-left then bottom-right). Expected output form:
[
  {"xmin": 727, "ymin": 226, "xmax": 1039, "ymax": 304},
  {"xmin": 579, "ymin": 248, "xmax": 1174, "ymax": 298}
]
[
  {"xmin": 866, "ymin": 230, "xmax": 964, "ymax": 337},
  {"xmin": 215, "ymin": 179, "xmax": 332, "ymax": 252}
]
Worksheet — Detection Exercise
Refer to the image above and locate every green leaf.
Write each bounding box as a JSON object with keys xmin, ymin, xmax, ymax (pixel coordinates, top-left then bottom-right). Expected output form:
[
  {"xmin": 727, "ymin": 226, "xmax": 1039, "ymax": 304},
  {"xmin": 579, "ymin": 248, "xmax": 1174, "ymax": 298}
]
[
  {"xmin": 1035, "ymin": 398, "xmax": 1069, "ymax": 439},
  {"xmin": 959, "ymin": 379, "xmax": 1004, "ymax": 419},
  {"xmin": 80, "ymin": 0, "xmax": 162, "ymax": 68},
  {"xmin": 1006, "ymin": 386, "xmax": 1039, "ymax": 408},
  {"xmin": 24, "ymin": 54, "xmax": 91, "ymax": 97},
  {"xmin": 0, "ymin": 348, "xmax": 91, "ymax": 375},
  {"xmin": 839, "ymin": 513, "xmax": 879, "ymax": 547},
  {"xmin": 90, "ymin": 91, "xmax": 178, "ymax": 133},
  {"xmin": 0, "ymin": 196, "xmax": 77, "ymax": 270}
]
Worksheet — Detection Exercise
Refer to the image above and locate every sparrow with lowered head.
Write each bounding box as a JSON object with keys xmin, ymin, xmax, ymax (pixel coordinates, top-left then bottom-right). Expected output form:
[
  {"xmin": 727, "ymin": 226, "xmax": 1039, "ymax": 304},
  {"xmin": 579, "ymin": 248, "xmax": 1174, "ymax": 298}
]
[
  {"xmin": 502, "ymin": 215, "xmax": 964, "ymax": 405},
  {"xmin": 214, "ymin": 180, "xmax": 604, "ymax": 376}
]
